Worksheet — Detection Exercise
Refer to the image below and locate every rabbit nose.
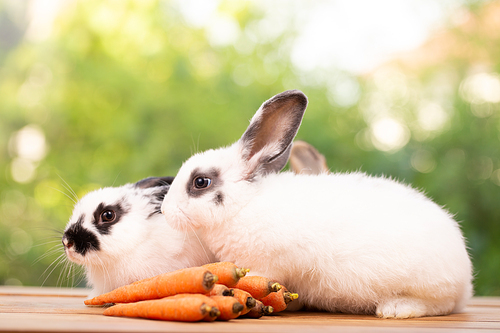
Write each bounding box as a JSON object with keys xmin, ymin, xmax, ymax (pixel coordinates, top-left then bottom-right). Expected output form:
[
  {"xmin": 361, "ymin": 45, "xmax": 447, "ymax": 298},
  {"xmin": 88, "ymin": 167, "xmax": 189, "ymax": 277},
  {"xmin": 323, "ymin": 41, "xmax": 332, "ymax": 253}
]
[{"xmin": 62, "ymin": 237, "xmax": 73, "ymax": 249}]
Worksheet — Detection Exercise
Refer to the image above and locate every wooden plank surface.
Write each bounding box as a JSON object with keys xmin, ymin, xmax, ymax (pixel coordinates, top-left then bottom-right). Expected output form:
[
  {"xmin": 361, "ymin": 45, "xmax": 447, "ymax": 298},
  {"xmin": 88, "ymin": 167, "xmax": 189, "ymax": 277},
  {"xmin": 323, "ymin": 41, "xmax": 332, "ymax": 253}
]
[{"xmin": 0, "ymin": 286, "xmax": 499, "ymax": 333}]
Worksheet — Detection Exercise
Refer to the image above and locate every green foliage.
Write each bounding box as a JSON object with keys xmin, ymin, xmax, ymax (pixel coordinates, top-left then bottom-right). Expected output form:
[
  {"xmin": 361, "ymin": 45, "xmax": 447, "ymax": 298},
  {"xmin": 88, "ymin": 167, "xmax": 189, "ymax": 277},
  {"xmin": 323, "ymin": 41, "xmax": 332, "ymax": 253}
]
[{"xmin": 0, "ymin": 0, "xmax": 499, "ymax": 295}]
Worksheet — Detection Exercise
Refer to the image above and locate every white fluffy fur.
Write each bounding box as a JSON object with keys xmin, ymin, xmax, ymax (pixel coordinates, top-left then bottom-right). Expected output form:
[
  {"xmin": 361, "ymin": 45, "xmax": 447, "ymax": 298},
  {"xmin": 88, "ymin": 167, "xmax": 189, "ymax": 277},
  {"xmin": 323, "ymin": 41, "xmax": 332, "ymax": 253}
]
[
  {"xmin": 161, "ymin": 91, "xmax": 473, "ymax": 318},
  {"xmin": 63, "ymin": 184, "xmax": 215, "ymax": 297}
]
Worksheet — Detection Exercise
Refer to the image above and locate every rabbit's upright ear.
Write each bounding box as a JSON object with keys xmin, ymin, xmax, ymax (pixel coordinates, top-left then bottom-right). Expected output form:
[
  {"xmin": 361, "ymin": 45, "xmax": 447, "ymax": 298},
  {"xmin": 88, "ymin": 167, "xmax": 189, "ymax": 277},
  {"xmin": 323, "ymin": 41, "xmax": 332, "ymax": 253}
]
[{"xmin": 238, "ymin": 90, "xmax": 308, "ymax": 178}]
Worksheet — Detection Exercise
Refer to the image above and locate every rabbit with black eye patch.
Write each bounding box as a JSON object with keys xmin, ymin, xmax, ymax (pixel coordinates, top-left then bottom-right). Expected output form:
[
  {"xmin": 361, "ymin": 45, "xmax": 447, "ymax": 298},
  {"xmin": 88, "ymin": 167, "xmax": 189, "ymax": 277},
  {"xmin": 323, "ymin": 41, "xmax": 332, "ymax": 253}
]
[
  {"xmin": 161, "ymin": 90, "xmax": 473, "ymax": 319},
  {"xmin": 62, "ymin": 177, "xmax": 216, "ymax": 298}
]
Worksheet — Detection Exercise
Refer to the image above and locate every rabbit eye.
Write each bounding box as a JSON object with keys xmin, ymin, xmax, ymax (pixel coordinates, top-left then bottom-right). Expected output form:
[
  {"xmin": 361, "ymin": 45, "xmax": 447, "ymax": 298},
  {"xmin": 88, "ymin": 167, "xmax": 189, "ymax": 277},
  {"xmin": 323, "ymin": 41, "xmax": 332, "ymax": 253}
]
[
  {"xmin": 194, "ymin": 177, "xmax": 212, "ymax": 189},
  {"xmin": 101, "ymin": 210, "xmax": 116, "ymax": 222}
]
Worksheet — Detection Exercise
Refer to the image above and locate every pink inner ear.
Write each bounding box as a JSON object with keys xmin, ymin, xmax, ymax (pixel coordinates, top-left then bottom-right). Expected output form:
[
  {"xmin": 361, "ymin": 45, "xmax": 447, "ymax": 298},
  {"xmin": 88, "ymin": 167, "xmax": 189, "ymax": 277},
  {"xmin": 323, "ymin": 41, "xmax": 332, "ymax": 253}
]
[
  {"xmin": 246, "ymin": 98, "xmax": 300, "ymax": 161},
  {"xmin": 238, "ymin": 90, "xmax": 308, "ymax": 179},
  {"xmin": 243, "ymin": 141, "xmax": 284, "ymax": 179}
]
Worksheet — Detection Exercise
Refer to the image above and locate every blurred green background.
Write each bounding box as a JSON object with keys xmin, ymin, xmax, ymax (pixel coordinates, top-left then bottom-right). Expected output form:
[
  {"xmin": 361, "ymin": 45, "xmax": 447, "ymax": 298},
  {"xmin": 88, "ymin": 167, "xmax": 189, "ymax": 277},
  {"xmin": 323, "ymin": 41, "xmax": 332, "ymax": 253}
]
[{"xmin": 1, "ymin": 0, "xmax": 499, "ymax": 295}]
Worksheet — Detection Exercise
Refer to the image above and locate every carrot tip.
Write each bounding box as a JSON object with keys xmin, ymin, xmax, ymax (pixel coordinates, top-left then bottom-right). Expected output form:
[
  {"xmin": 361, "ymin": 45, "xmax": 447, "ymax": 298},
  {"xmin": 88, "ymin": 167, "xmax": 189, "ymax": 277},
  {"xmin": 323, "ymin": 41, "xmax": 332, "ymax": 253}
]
[
  {"xmin": 233, "ymin": 302, "xmax": 244, "ymax": 314},
  {"xmin": 263, "ymin": 305, "xmax": 274, "ymax": 315},
  {"xmin": 284, "ymin": 292, "xmax": 299, "ymax": 304},
  {"xmin": 201, "ymin": 304, "xmax": 211, "ymax": 316},
  {"xmin": 246, "ymin": 297, "xmax": 257, "ymax": 309},
  {"xmin": 222, "ymin": 289, "xmax": 234, "ymax": 297},
  {"xmin": 204, "ymin": 272, "xmax": 219, "ymax": 290},
  {"xmin": 209, "ymin": 307, "xmax": 221, "ymax": 318},
  {"xmin": 202, "ymin": 304, "xmax": 220, "ymax": 319},
  {"xmin": 270, "ymin": 283, "xmax": 282, "ymax": 292},
  {"xmin": 236, "ymin": 268, "xmax": 250, "ymax": 278}
]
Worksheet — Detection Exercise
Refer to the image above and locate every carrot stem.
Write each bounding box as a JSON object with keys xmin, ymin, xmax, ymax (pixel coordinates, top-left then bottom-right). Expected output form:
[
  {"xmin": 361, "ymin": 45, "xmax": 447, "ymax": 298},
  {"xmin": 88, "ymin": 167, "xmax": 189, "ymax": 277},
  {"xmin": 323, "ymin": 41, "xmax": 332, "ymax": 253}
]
[{"xmin": 284, "ymin": 292, "xmax": 299, "ymax": 304}]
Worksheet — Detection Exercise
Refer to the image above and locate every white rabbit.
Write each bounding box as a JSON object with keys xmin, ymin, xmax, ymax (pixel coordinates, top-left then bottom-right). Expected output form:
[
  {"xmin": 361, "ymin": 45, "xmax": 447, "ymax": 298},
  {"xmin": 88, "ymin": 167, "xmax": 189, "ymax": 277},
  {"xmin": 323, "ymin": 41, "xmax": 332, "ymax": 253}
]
[
  {"xmin": 62, "ymin": 177, "xmax": 216, "ymax": 298},
  {"xmin": 161, "ymin": 90, "xmax": 473, "ymax": 318}
]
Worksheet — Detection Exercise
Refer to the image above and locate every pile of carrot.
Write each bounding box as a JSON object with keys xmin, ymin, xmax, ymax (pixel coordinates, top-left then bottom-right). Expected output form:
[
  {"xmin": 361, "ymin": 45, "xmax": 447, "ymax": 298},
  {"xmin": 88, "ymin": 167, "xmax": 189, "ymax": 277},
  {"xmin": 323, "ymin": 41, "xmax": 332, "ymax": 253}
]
[{"xmin": 85, "ymin": 262, "xmax": 299, "ymax": 322}]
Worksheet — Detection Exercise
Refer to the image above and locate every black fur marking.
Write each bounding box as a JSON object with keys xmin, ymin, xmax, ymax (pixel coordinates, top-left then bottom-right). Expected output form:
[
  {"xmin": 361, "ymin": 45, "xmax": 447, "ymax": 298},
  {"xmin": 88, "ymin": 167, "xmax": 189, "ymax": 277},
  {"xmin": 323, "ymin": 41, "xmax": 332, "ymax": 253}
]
[
  {"xmin": 92, "ymin": 202, "xmax": 129, "ymax": 235},
  {"xmin": 148, "ymin": 185, "xmax": 170, "ymax": 218},
  {"xmin": 135, "ymin": 176, "xmax": 175, "ymax": 189},
  {"xmin": 186, "ymin": 167, "xmax": 223, "ymax": 198},
  {"xmin": 214, "ymin": 191, "xmax": 224, "ymax": 205},
  {"xmin": 153, "ymin": 189, "xmax": 168, "ymax": 204},
  {"xmin": 136, "ymin": 177, "xmax": 174, "ymax": 217},
  {"xmin": 63, "ymin": 214, "xmax": 100, "ymax": 255}
]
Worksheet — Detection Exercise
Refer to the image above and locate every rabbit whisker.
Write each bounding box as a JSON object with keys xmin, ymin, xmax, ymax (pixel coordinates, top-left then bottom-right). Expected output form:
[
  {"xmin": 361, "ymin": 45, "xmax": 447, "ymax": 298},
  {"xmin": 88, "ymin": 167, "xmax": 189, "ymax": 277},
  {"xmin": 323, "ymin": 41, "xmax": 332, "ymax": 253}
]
[
  {"xmin": 177, "ymin": 230, "xmax": 188, "ymax": 260},
  {"xmin": 187, "ymin": 224, "xmax": 212, "ymax": 264},
  {"xmin": 31, "ymin": 226, "xmax": 64, "ymax": 235},
  {"xmin": 57, "ymin": 258, "xmax": 70, "ymax": 288},
  {"xmin": 32, "ymin": 245, "xmax": 64, "ymax": 265},
  {"xmin": 47, "ymin": 186, "xmax": 77, "ymax": 205},
  {"xmin": 40, "ymin": 253, "xmax": 66, "ymax": 287},
  {"xmin": 111, "ymin": 172, "xmax": 122, "ymax": 187},
  {"xmin": 190, "ymin": 133, "xmax": 201, "ymax": 156},
  {"xmin": 64, "ymin": 260, "xmax": 83, "ymax": 288},
  {"xmin": 56, "ymin": 173, "xmax": 80, "ymax": 203},
  {"xmin": 73, "ymin": 268, "xmax": 86, "ymax": 288},
  {"xmin": 31, "ymin": 240, "xmax": 61, "ymax": 249},
  {"xmin": 92, "ymin": 246, "xmax": 112, "ymax": 293}
]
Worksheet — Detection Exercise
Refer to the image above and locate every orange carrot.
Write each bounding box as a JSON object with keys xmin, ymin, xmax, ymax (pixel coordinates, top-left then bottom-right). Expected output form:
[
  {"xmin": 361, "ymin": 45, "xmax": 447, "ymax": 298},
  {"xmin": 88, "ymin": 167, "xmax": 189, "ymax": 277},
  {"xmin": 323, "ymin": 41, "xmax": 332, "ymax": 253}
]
[
  {"xmin": 85, "ymin": 266, "xmax": 218, "ymax": 305},
  {"xmin": 240, "ymin": 300, "xmax": 274, "ymax": 318},
  {"xmin": 210, "ymin": 296, "xmax": 244, "ymax": 320},
  {"xmin": 206, "ymin": 284, "xmax": 234, "ymax": 297},
  {"xmin": 233, "ymin": 276, "xmax": 281, "ymax": 299},
  {"xmin": 168, "ymin": 294, "xmax": 220, "ymax": 321},
  {"xmin": 202, "ymin": 262, "xmax": 249, "ymax": 287},
  {"xmin": 232, "ymin": 288, "xmax": 256, "ymax": 315},
  {"xmin": 103, "ymin": 294, "xmax": 218, "ymax": 322},
  {"xmin": 259, "ymin": 287, "xmax": 298, "ymax": 312}
]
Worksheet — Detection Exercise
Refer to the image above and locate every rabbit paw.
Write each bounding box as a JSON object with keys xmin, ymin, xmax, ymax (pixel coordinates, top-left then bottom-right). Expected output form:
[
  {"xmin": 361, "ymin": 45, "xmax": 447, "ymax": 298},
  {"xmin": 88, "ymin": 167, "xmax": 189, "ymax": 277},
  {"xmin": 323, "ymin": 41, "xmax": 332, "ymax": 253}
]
[{"xmin": 376, "ymin": 298, "xmax": 427, "ymax": 319}]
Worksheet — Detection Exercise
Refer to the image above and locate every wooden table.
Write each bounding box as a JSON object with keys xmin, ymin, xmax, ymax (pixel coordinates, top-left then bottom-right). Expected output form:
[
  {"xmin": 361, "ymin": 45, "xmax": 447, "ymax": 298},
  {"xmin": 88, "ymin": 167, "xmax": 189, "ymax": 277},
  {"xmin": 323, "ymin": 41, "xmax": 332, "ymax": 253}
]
[{"xmin": 1, "ymin": 286, "xmax": 499, "ymax": 332}]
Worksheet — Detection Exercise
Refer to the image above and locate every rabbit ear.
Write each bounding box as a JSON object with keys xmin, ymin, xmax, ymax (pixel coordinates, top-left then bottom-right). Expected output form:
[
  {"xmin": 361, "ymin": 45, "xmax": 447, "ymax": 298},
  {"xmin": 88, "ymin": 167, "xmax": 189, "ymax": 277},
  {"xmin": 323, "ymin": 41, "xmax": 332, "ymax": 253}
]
[
  {"xmin": 135, "ymin": 176, "xmax": 175, "ymax": 189},
  {"xmin": 260, "ymin": 143, "xmax": 293, "ymax": 175},
  {"xmin": 239, "ymin": 90, "xmax": 308, "ymax": 178},
  {"xmin": 290, "ymin": 140, "xmax": 329, "ymax": 175}
]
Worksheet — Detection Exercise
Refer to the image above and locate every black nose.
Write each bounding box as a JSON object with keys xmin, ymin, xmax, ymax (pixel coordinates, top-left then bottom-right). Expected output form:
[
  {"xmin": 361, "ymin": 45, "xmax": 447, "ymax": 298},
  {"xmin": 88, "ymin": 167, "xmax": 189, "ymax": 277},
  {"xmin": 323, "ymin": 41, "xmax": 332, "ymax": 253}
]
[{"xmin": 62, "ymin": 220, "xmax": 100, "ymax": 255}]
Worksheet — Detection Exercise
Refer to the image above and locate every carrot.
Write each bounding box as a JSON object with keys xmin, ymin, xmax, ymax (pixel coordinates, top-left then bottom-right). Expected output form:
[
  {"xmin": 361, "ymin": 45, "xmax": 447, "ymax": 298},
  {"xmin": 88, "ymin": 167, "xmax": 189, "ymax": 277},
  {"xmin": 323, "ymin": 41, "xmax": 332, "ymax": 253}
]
[
  {"xmin": 232, "ymin": 288, "xmax": 256, "ymax": 315},
  {"xmin": 240, "ymin": 300, "xmax": 274, "ymax": 318},
  {"xmin": 102, "ymin": 294, "xmax": 218, "ymax": 322},
  {"xmin": 206, "ymin": 284, "xmax": 234, "ymax": 297},
  {"xmin": 202, "ymin": 262, "xmax": 249, "ymax": 287},
  {"xmin": 168, "ymin": 294, "xmax": 220, "ymax": 321},
  {"xmin": 233, "ymin": 276, "xmax": 281, "ymax": 299},
  {"xmin": 259, "ymin": 287, "xmax": 298, "ymax": 312},
  {"xmin": 85, "ymin": 266, "xmax": 218, "ymax": 305},
  {"xmin": 210, "ymin": 296, "xmax": 244, "ymax": 320}
]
